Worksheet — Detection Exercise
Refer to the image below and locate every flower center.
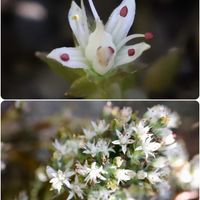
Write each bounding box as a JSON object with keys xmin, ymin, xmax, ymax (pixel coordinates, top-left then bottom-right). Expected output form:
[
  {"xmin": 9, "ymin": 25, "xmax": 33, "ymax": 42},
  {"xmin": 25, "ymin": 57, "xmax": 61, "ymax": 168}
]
[
  {"xmin": 96, "ymin": 46, "xmax": 115, "ymax": 67},
  {"xmin": 120, "ymin": 6, "xmax": 128, "ymax": 17},
  {"xmin": 60, "ymin": 53, "xmax": 70, "ymax": 61},
  {"xmin": 128, "ymin": 49, "xmax": 135, "ymax": 56}
]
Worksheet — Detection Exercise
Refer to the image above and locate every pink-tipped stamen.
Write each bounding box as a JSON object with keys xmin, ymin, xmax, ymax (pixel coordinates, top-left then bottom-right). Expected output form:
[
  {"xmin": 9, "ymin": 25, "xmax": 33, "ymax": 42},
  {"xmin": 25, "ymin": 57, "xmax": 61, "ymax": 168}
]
[
  {"xmin": 108, "ymin": 46, "xmax": 115, "ymax": 54},
  {"xmin": 145, "ymin": 32, "xmax": 154, "ymax": 40}
]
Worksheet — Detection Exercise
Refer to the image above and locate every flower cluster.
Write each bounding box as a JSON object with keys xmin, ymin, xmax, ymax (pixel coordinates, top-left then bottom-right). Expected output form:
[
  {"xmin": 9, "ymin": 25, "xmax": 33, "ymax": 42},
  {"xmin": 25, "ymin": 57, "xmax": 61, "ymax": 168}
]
[
  {"xmin": 45, "ymin": 104, "xmax": 189, "ymax": 199},
  {"xmin": 47, "ymin": 0, "xmax": 153, "ymax": 76}
]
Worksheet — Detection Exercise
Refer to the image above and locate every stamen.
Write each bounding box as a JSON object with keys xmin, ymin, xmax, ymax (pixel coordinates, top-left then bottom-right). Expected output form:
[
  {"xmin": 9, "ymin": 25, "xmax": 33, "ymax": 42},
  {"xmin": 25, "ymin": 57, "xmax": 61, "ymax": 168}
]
[
  {"xmin": 128, "ymin": 49, "xmax": 135, "ymax": 56},
  {"xmin": 72, "ymin": 15, "xmax": 79, "ymax": 21},
  {"xmin": 60, "ymin": 53, "xmax": 70, "ymax": 61},
  {"xmin": 173, "ymin": 133, "xmax": 177, "ymax": 139},
  {"xmin": 116, "ymin": 34, "xmax": 144, "ymax": 50},
  {"xmin": 88, "ymin": 0, "xmax": 100, "ymax": 20},
  {"xmin": 120, "ymin": 6, "xmax": 128, "ymax": 17},
  {"xmin": 145, "ymin": 32, "xmax": 154, "ymax": 40},
  {"xmin": 108, "ymin": 46, "xmax": 115, "ymax": 54}
]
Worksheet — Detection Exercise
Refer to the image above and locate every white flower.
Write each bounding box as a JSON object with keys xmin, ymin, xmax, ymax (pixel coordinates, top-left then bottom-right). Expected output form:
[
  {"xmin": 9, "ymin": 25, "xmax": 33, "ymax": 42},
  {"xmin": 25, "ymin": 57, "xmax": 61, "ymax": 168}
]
[
  {"xmin": 118, "ymin": 107, "xmax": 133, "ymax": 124},
  {"xmin": 46, "ymin": 166, "xmax": 74, "ymax": 193},
  {"xmin": 53, "ymin": 139, "xmax": 81, "ymax": 158},
  {"xmin": 67, "ymin": 176, "xmax": 85, "ymax": 200},
  {"xmin": 152, "ymin": 157, "xmax": 168, "ymax": 168},
  {"xmin": 75, "ymin": 161, "xmax": 90, "ymax": 176},
  {"xmin": 137, "ymin": 170, "xmax": 147, "ymax": 180},
  {"xmin": 115, "ymin": 169, "xmax": 136, "ymax": 184},
  {"xmin": 83, "ymin": 139, "xmax": 115, "ymax": 157},
  {"xmin": 114, "ymin": 157, "xmax": 124, "ymax": 168},
  {"xmin": 165, "ymin": 141, "xmax": 188, "ymax": 168},
  {"xmin": 133, "ymin": 120, "xmax": 151, "ymax": 142},
  {"xmin": 48, "ymin": 0, "xmax": 151, "ymax": 75},
  {"xmin": 112, "ymin": 129, "xmax": 134, "ymax": 154},
  {"xmin": 91, "ymin": 120, "xmax": 109, "ymax": 134},
  {"xmin": 145, "ymin": 105, "xmax": 180, "ymax": 128},
  {"xmin": 156, "ymin": 128, "xmax": 175, "ymax": 145},
  {"xmin": 84, "ymin": 162, "xmax": 106, "ymax": 184},
  {"xmin": 83, "ymin": 141, "xmax": 99, "ymax": 157},
  {"xmin": 83, "ymin": 128, "xmax": 97, "ymax": 140},
  {"xmin": 135, "ymin": 137, "xmax": 161, "ymax": 159},
  {"xmin": 88, "ymin": 188, "xmax": 112, "ymax": 200},
  {"xmin": 147, "ymin": 171, "xmax": 162, "ymax": 184}
]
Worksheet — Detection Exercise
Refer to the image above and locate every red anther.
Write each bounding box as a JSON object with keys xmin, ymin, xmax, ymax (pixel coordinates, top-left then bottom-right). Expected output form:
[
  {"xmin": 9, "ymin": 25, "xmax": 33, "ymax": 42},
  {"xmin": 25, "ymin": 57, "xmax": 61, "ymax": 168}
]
[
  {"xmin": 60, "ymin": 53, "xmax": 70, "ymax": 61},
  {"xmin": 108, "ymin": 46, "xmax": 115, "ymax": 54},
  {"xmin": 128, "ymin": 49, "xmax": 135, "ymax": 56},
  {"xmin": 120, "ymin": 6, "xmax": 128, "ymax": 17},
  {"xmin": 145, "ymin": 32, "xmax": 154, "ymax": 40},
  {"xmin": 173, "ymin": 133, "xmax": 177, "ymax": 138}
]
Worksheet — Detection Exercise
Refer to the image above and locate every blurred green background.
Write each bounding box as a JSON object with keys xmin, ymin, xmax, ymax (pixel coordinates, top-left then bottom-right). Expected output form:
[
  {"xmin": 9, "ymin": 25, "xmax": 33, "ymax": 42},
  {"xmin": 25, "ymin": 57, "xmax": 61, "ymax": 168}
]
[
  {"xmin": 1, "ymin": 101, "xmax": 199, "ymax": 199},
  {"xmin": 2, "ymin": 0, "xmax": 199, "ymax": 98}
]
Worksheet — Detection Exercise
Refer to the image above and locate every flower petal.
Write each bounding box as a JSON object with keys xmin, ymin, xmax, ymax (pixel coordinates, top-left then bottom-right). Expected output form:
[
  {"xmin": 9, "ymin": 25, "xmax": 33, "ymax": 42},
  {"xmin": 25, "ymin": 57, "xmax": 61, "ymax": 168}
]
[
  {"xmin": 105, "ymin": 0, "xmax": 136, "ymax": 44},
  {"xmin": 122, "ymin": 145, "xmax": 127, "ymax": 154},
  {"xmin": 85, "ymin": 21, "xmax": 116, "ymax": 75},
  {"xmin": 115, "ymin": 42, "xmax": 150, "ymax": 67},
  {"xmin": 68, "ymin": 1, "xmax": 89, "ymax": 48},
  {"xmin": 48, "ymin": 47, "xmax": 88, "ymax": 69},
  {"xmin": 46, "ymin": 166, "xmax": 56, "ymax": 178},
  {"xmin": 112, "ymin": 140, "xmax": 120, "ymax": 145}
]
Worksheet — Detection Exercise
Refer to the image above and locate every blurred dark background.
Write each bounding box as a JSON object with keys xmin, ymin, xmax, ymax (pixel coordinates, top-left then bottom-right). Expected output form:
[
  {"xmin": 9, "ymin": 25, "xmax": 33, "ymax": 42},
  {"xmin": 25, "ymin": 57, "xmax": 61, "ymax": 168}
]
[
  {"xmin": 1, "ymin": 101, "xmax": 199, "ymax": 199},
  {"xmin": 1, "ymin": 0, "xmax": 199, "ymax": 99}
]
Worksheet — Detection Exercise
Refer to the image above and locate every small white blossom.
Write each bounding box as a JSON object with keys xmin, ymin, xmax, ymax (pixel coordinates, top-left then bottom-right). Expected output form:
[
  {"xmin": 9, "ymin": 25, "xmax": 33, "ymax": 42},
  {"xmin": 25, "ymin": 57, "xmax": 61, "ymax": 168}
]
[
  {"xmin": 83, "ymin": 128, "xmax": 97, "ymax": 140},
  {"xmin": 156, "ymin": 128, "xmax": 175, "ymax": 145},
  {"xmin": 84, "ymin": 162, "xmax": 106, "ymax": 184},
  {"xmin": 83, "ymin": 139, "xmax": 115, "ymax": 157},
  {"xmin": 88, "ymin": 188, "xmax": 112, "ymax": 200},
  {"xmin": 118, "ymin": 107, "xmax": 133, "ymax": 124},
  {"xmin": 147, "ymin": 171, "xmax": 162, "ymax": 184},
  {"xmin": 46, "ymin": 166, "xmax": 74, "ymax": 193},
  {"xmin": 152, "ymin": 157, "xmax": 168, "ymax": 168},
  {"xmin": 137, "ymin": 170, "xmax": 147, "ymax": 180},
  {"xmin": 133, "ymin": 120, "xmax": 151, "ymax": 142},
  {"xmin": 91, "ymin": 120, "xmax": 109, "ymax": 134},
  {"xmin": 145, "ymin": 105, "xmax": 180, "ymax": 128},
  {"xmin": 75, "ymin": 161, "xmax": 90, "ymax": 176},
  {"xmin": 112, "ymin": 129, "xmax": 134, "ymax": 154},
  {"xmin": 115, "ymin": 169, "xmax": 136, "ymax": 184},
  {"xmin": 53, "ymin": 139, "xmax": 81, "ymax": 158},
  {"xmin": 135, "ymin": 137, "xmax": 161, "ymax": 159},
  {"xmin": 48, "ymin": 0, "xmax": 151, "ymax": 76},
  {"xmin": 67, "ymin": 176, "xmax": 85, "ymax": 200},
  {"xmin": 190, "ymin": 155, "xmax": 200, "ymax": 189},
  {"xmin": 114, "ymin": 157, "xmax": 124, "ymax": 168}
]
